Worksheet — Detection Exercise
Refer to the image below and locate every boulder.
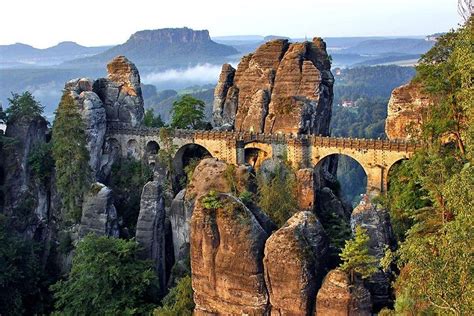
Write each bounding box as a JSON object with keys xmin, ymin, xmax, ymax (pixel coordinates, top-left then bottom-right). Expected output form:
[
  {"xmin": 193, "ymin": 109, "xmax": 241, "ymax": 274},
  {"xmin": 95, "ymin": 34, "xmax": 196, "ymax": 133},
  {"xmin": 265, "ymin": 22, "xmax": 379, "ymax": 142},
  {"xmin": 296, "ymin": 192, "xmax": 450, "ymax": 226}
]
[
  {"xmin": 351, "ymin": 195, "xmax": 396, "ymax": 310},
  {"xmin": 213, "ymin": 38, "xmax": 334, "ymax": 135},
  {"xmin": 93, "ymin": 55, "xmax": 144, "ymax": 127},
  {"xmin": 264, "ymin": 211, "xmax": 328, "ymax": 315},
  {"xmin": 316, "ymin": 269, "xmax": 372, "ymax": 316},
  {"xmin": 79, "ymin": 182, "xmax": 119, "ymax": 238},
  {"xmin": 385, "ymin": 82, "xmax": 431, "ymax": 141},
  {"xmin": 136, "ymin": 180, "xmax": 167, "ymax": 291},
  {"xmin": 191, "ymin": 193, "xmax": 269, "ymax": 315}
]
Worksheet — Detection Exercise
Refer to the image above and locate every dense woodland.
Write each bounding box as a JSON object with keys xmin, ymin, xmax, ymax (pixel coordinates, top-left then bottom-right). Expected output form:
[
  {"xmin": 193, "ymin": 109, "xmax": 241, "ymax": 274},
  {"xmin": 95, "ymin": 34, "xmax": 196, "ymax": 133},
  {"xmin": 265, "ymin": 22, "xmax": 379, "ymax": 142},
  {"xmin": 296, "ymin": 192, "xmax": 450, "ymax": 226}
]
[{"xmin": 0, "ymin": 17, "xmax": 472, "ymax": 316}]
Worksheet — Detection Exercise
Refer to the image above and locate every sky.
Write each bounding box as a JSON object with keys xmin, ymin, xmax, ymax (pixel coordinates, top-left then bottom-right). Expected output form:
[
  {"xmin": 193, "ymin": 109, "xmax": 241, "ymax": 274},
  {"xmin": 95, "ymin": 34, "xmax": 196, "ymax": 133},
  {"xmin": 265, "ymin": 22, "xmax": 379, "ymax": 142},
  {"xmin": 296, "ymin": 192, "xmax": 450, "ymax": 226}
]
[{"xmin": 1, "ymin": 0, "xmax": 462, "ymax": 48}]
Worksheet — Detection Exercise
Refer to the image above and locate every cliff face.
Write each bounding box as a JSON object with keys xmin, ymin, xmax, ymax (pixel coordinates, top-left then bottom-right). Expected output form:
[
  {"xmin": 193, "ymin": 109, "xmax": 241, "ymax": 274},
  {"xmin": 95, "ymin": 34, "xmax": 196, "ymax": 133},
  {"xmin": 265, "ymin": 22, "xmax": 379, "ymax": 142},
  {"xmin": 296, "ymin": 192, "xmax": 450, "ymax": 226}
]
[
  {"xmin": 385, "ymin": 82, "xmax": 431, "ymax": 141},
  {"xmin": 213, "ymin": 38, "xmax": 334, "ymax": 135}
]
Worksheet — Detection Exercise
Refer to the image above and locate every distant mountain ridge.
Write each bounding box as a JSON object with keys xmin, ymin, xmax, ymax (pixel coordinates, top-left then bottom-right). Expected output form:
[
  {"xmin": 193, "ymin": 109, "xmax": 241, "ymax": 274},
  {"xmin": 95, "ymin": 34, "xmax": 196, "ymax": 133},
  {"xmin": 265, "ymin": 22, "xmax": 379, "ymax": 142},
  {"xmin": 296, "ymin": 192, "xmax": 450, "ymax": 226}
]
[
  {"xmin": 0, "ymin": 41, "xmax": 111, "ymax": 66},
  {"xmin": 67, "ymin": 27, "xmax": 239, "ymax": 68}
]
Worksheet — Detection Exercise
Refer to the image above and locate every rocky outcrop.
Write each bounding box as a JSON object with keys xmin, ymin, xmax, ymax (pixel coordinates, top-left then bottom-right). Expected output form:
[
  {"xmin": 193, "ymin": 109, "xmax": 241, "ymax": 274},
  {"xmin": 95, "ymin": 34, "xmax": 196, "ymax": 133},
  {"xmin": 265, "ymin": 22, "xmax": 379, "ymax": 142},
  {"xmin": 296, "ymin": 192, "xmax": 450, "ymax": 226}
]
[
  {"xmin": 136, "ymin": 180, "xmax": 167, "ymax": 291},
  {"xmin": 65, "ymin": 78, "xmax": 106, "ymax": 179},
  {"xmin": 264, "ymin": 211, "xmax": 328, "ymax": 315},
  {"xmin": 93, "ymin": 56, "xmax": 144, "ymax": 127},
  {"xmin": 316, "ymin": 269, "xmax": 372, "ymax": 316},
  {"xmin": 213, "ymin": 38, "xmax": 334, "ymax": 135},
  {"xmin": 2, "ymin": 115, "xmax": 50, "ymax": 233},
  {"xmin": 191, "ymin": 193, "xmax": 269, "ymax": 315},
  {"xmin": 297, "ymin": 168, "xmax": 316, "ymax": 210},
  {"xmin": 385, "ymin": 82, "xmax": 431, "ymax": 141},
  {"xmin": 79, "ymin": 182, "xmax": 119, "ymax": 238},
  {"xmin": 351, "ymin": 195, "xmax": 396, "ymax": 310},
  {"xmin": 168, "ymin": 189, "xmax": 192, "ymax": 260},
  {"xmin": 212, "ymin": 64, "xmax": 236, "ymax": 128}
]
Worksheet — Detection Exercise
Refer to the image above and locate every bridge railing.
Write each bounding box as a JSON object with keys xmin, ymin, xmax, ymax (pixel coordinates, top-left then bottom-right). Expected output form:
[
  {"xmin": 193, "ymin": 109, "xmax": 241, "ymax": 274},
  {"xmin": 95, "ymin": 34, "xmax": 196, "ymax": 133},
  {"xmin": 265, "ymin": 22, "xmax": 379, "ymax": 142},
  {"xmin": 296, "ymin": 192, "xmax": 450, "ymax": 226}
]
[{"xmin": 106, "ymin": 123, "xmax": 422, "ymax": 152}]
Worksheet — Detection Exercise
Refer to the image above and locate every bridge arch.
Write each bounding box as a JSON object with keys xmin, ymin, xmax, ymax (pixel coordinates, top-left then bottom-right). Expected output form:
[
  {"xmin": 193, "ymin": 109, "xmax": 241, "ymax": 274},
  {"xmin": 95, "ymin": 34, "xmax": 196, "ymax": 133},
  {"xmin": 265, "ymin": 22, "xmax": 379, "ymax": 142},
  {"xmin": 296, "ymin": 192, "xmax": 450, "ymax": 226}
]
[
  {"xmin": 126, "ymin": 139, "xmax": 140, "ymax": 159},
  {"xmin": 314, "ymin": 153, "xmax": 368, "ymax": 205},
  {"xmin": 146, "ymin": 141, "xmax": 160, "ymax": 155},
  {"xmin": 244, "ymin": 142, "xmax": 272, "ymax": 169},
  {"xmin": 172, "ymin": 143, "xmax": 213, "ymax": 190}
]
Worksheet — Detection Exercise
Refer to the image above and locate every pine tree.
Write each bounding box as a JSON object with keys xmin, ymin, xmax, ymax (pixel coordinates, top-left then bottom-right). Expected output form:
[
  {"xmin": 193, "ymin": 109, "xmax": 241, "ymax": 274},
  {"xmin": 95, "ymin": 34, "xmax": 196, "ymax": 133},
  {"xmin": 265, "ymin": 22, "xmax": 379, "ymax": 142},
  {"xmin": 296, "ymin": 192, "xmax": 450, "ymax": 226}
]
[
  {"xmin": 339, "ymin": 225, "xmax": 378, "ymax": 282},
  {"xmin": 52, "ymin": 92, "xmax": 90, "ymax": 223}
]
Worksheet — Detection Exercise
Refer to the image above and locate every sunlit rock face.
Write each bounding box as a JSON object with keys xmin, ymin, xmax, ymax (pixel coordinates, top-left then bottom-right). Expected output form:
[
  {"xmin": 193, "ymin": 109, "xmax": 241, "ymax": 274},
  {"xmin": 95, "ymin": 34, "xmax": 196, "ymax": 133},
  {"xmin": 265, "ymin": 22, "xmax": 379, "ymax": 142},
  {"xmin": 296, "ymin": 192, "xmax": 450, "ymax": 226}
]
[
  {"xmin": 213, "ymin": 38, "xmax": 334, "ymax": 135},
  {"xmin": 385, "ymin": 82, "xmax": 431, "ymax": 141}
]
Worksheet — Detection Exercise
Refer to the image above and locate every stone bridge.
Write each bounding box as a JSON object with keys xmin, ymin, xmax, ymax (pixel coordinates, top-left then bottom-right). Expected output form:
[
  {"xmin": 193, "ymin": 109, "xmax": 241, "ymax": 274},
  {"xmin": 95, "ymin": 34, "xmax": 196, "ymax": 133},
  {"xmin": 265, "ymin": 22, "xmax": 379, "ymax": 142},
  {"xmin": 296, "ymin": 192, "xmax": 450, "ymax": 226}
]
[{"xmin": 105, "ymin": 124, "xmax": 421, "ymax": 194}]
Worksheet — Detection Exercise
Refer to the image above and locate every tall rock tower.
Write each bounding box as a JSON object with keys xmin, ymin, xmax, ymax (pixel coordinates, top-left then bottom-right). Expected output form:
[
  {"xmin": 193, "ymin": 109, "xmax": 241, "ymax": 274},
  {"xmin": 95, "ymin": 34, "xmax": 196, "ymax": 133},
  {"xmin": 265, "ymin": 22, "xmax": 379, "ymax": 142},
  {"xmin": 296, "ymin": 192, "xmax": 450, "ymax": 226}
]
[{"xmin": 212, "ymin": 38, "xmax": 334, "ymax": 135}]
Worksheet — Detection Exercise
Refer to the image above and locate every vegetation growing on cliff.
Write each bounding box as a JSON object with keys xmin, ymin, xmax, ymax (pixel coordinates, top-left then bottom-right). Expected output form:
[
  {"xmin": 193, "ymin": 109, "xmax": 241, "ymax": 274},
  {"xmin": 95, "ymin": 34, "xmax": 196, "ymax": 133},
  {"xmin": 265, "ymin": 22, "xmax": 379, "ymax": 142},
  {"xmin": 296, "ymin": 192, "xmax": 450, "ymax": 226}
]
[
  {"xmin": 52, "ymin": 92, "xmax": 90, "ymax": 223},
  {"xmin": 51, "ymin": 234, "xmax": 157, "ymax": 315},
  {"xmin": 387, "ymin": 18, "xmax": 474, "ymax": 315},
  {"xmin": 144, "ymin": 108, "xmax": 165, "ymax": 128},
  {"xmin": 109, "ymin": 158, "xmax": 153, "ymax": 237},
  {"xmin": 257, "ymin": 164, "xmax": 298, "ymax": 227},
  {"xmin": 5, "ymin": 91, "xmax": 44, "ymax": 123},
  {"xmin": 154, "ymin": 276, "xmax": 194, "ymax": 316}
]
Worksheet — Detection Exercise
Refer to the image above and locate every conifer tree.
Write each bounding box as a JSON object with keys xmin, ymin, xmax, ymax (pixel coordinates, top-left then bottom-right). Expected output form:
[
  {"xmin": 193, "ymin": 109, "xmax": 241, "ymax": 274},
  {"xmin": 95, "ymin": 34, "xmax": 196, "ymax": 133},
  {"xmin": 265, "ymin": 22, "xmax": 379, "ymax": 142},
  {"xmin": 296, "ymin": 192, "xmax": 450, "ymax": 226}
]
[
  {"xmin": 52, "ymin": 92, "xmax": 90, "ymax": 223},
  {"xmin": 339, "ymin": 225, "xmax": 378, "ymax": 282}
]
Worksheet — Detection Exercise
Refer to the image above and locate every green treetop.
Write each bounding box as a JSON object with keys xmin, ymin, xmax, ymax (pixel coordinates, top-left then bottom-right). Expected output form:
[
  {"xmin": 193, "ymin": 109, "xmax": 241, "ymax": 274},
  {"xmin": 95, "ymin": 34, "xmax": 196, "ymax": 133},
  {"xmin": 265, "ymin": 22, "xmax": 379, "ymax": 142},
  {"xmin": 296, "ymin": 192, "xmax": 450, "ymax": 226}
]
[
  {"xmin": 50, "ymin": 234, "xmax": 157, "ymax": 315},
  {"xmin": 339, "ymin": 225, "xmax": 378, "ymax": 282},
  {"xmin": 144, "ymin": 108, "xmax": 165, "ymax": 128},
  {"xmin": 51, "ymin": 92, "xmax": 90, "ymax": 223},
  {"xmin": 170, "ymin": 95, "xmax": 205, "ymax": 129},
  {"xmin": 5, "ymin": 91, "xmax": 44, "ymax": 123}
]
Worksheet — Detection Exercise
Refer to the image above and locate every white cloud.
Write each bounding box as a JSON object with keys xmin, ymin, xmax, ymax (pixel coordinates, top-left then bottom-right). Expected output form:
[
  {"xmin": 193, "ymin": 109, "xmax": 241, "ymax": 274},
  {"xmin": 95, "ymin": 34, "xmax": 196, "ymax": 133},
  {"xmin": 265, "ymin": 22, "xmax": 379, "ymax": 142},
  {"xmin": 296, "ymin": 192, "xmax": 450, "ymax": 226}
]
[{"xmin": 142, "ymin": 63, "xmax": 223, "ymax": 85}]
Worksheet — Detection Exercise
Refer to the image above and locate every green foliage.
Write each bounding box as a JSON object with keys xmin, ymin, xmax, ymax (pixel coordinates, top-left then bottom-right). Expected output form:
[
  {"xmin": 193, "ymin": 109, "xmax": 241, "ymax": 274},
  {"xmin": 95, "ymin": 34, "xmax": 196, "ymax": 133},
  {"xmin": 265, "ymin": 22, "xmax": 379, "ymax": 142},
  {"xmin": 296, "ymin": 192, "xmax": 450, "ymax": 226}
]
[
  {"xmin": 28, "ymin": 142, "xmax": 54, "ymax": 184},
  {"xmin": 144, "ymin": 108, "xmax": 165, "ymax": 128},
  {"xmin": 157, "ymin": 127, "xmax": 177, "ymax": 172},
  {"xmin": 183, "ymin": 158, "xmax": 200, "ymax": 186},
  {"xmin": 388, "ymin": 19, "xmax": 474, "ymax": 315},
  {"xmin": 52, "ymin": 92, "xmax": 90, "ymax": 223},
  {"xmin": 339, "ymin": 226, "xmax": 378, "ymax": 282},
  {"xmin": 257, "ymin": 164, "xmax": 298, "ymax": 227},
  {"xmin": 110, "ymin": 158, "xmax": 152, "ymax": 237},
  {"xmin": 5, "ymin": 91, "xmax": 44, "ymax": 123},
  {"xmin": 154, "ymin": 276, "xmax": 194, "ymax": 316},
  {"xmin": 224, "ymin": 164, "xmax": 238, "ymax": 193},
  {"xmin": 170, "ymin": 94, "xmax": 206, "ymax": 129},
  {"xmin": 201, "ymin": 190, "xmax": 223, "ymax": 210},
  {"xmin": 0, "ymin": 215, "xmax": 47, "ymax": 315},
  {"xmin": 238, "ymin": 190, "xmax": 254, "ymax": 207},
  {"xmin": 51, "ymin": 234, "xmax": 157, "ymax": 315}
]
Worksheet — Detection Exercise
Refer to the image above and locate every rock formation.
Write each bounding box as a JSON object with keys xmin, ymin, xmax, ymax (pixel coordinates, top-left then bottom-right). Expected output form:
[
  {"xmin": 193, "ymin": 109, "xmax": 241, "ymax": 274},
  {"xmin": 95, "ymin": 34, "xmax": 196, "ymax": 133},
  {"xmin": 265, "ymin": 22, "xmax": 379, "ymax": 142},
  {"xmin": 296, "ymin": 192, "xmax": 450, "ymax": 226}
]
[
  {"xmin": 351, "ymin": 195, "xmax": 396, "ymax": 310},
  {"xmin": 65, "ymin": 78, "xmax": 106, "ymax": 178},
  {"xmin": 316, "ymin": 269, "xmax": 372, "ymax": 316},
  {"xmin": 93, "ymin": 56, "xmax": 144, "ymax": 127},
  {"xmin": 191, "ymin": 193, "xmax": 269, "ymax": 315},
  {"xmin": 168, "ymin": 189, "xmax": 192, "ymax": 260},
  {"xmin": 79, "ymin": 182, "xmax": 119, "ymax": 238},
  {"xmin": 213, "ymin": 38, "xmax": 334, "ymax": 135},
  {"xmin": 385, "ymin": 82, "xmax": 431, "ymax": 141},
  {"xmin": 136, "ymin": 180, "xmax": 167, "ymax": 291},
  {"xmin": 263, "ymin": 211, "xmax": 328, "ymax": 315}
]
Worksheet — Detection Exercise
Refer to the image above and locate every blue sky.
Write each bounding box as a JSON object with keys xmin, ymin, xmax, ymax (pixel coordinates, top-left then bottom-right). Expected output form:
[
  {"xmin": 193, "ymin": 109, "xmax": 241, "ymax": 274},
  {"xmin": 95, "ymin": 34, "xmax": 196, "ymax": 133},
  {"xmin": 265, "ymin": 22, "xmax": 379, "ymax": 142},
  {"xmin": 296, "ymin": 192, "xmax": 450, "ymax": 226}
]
[{"xmin": 1, "ymin": 0, "xmax": 462, "ymax": 48}]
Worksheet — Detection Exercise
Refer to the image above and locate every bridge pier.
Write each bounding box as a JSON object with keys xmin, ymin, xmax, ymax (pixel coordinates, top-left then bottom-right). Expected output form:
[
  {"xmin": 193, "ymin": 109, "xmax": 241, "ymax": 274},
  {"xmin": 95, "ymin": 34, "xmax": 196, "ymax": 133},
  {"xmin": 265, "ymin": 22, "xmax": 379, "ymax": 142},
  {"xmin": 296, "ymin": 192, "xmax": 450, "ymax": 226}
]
[{"xmin": 366, "ymin": 165, "xmax": 386, "ymax": 197}]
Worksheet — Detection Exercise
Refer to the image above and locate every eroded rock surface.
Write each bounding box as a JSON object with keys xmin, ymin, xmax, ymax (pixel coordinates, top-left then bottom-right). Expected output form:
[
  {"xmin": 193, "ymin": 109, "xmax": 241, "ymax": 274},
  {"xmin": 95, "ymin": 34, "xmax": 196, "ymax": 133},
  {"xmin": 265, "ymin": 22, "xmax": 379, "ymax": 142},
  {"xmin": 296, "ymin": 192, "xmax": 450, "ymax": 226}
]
[
  {"xmin": 264, "ymin": 211, "xmax": 328, "ymax": 315},
  {"xmin": 316, "ymin": 269, "xmax": 372, "ymax": 316},
  {"xmin": 191, "ymin": 193, "xmax": 269, "ymax": 315},
  {"xmin": 386, "ymin": 82, "xmax": 431, "ymax": 141},
  {"xmin": 351, "ymin": 195, "xmax": 396, "ymax": 310},
  {"xmin": 65, "ymin": 78, "xmax": 106, "ymax": 179},
  {"xmin": 79, "ymin": 182, "xmax": 119, "ymax": 238},
  {"xmin": 136, "ymin": 180, "xmax": 167, "ymax": 291},
  {"xmin": 93, "ymin": 56, "xmax": 144, "ymax": 127},
  {"xmin": 213, "ymin": 38, "xmax": 334, "ymax": 135}
]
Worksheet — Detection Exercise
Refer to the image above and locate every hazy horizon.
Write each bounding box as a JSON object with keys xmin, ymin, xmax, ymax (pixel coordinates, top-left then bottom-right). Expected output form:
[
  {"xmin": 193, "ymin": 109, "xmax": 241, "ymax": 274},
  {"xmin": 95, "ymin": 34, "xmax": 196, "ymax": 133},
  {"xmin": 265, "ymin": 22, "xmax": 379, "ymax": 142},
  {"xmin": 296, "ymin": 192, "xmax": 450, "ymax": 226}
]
[{"xmin": 0, "ymin": 0, "xmax": 462, "ymax": 48}]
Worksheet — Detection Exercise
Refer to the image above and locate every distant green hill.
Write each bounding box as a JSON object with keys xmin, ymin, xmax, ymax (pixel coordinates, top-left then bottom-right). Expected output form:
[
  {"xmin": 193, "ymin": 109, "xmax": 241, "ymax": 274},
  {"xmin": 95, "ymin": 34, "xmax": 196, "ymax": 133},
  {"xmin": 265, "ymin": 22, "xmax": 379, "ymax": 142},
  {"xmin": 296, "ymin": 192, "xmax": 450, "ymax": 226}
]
[{"xmin": 67, "ymin": 28, "xmax": 239, "ymax": 68}]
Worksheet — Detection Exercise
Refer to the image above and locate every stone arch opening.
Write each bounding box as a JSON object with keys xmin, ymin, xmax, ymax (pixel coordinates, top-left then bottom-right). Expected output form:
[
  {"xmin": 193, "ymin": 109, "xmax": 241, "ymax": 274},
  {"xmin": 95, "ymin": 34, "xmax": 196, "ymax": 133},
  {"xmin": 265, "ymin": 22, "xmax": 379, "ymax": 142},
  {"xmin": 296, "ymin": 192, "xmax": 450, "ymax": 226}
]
[
  {"xmin": 173, "ymin": 143, "xmax": 212, "ymax": 191},
  {"xmin": 244, "ymin": 142, "xmax": 272, "ymax": 169},
  {"xmin": 314, "ymin": 154, "xmax": 368, "ymax": 207},
  {"xmin": 386, "ymin": 158, "xmax": 408, "ymax": 192},
  {"xmin": 146, "ymin": 141, "xmax": 160, "ymax": 155},
  {"xmin": 126, "ymin": 139, "xmax": 139, "ymax": 159}
]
